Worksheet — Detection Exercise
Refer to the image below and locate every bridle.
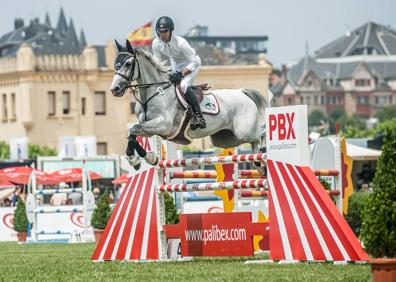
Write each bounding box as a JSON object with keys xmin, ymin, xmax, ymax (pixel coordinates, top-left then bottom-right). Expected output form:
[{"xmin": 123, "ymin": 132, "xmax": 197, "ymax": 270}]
[{"xmin": 114, "ymin": 52, "xmax": 172, "ymax": 120}]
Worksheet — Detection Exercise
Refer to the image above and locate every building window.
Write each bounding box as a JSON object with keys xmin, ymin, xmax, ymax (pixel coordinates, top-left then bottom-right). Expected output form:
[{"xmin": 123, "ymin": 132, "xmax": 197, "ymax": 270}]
[
  {"xmin": 300, "ymin": 96, "xmax": 304, "ymax": 104},
  {"xmin": 313, "ymin": 95, "xmax": 318, "ymax": 105},
  {"xmin": 355, "ymin": 79, "xmax": 371, "ymax": 87},
  {"xmin": 63, "ymin": 91, "xmax": 70, "ymax": 114},
  {"xmin": 95, "ymin": 91, "xmax": 106, "ymax": 115},
  {"xmin": 1, "ymin": 94, "xmax": 7, "ymax": 121},
  {"xmin": 11, "ymin": 93, "xmax": 16, "ymax": 120},
  {"xmin": 287, "ymin": 98, "xmax": 293, "ymax": 105},
  {"xmin": 357, "ymin": 96, "xmax": 369, "ymax": 105},
  {"xmin": 97, "ymin": 142, "xmax": 107, "ymax": 155},
  {"xmin": 306, "ymin": 96, "xmax": 311, "ymax": 105},
  {"xmin": 48, "ymin": 92, "xmax": 56, "ymax": 116},
  {"xmin": 130, "ymin": 101, "xmax": 136, "ymax": 114},
  {"xmin": 376, "ymin": 96, "xmax": 388, "ymax": 106},
  {"xmin": 81, "ymin": 98, "xmax": 86, "ymax": 116},
  {"xmin": 320, "ymin": 96, "xmax": 325, "ymax": 105}
]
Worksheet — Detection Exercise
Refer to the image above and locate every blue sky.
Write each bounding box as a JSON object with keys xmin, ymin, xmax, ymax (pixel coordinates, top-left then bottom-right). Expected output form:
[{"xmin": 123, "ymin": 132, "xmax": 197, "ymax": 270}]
[{"xmin": 1, "ymin": 0, "xmax": 394, "ymax": 66}]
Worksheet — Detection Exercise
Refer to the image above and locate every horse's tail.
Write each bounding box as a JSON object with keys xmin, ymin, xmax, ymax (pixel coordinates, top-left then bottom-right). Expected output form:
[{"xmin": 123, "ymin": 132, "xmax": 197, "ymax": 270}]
[{"xmin": 240, "ymin": 88, "xmax": 267, "ymax": 126}]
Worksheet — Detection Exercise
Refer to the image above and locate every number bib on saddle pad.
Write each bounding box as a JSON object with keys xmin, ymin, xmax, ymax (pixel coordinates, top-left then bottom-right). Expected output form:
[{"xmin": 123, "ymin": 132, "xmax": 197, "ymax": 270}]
[{"xmin": 175, "ymin": 85, "xmax": 220, "ymax": 115}]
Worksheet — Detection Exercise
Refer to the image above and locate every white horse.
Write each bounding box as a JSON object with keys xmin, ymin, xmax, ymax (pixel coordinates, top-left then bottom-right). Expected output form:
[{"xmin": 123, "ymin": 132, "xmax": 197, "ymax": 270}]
[{"xmin": 110, "ymin": 40, "xmax": 266, "ymax": 169}]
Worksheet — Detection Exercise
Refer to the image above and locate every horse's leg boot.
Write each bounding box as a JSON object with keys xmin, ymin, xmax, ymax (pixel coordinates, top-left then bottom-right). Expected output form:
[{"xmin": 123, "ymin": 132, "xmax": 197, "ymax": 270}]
[{"xmin": 185, "ymin": 87, "xmax": 206, "ymax": 130}]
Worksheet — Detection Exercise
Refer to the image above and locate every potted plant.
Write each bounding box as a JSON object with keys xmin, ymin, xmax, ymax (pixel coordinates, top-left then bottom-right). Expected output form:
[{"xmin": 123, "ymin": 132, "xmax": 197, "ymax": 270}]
[
  {"xmin": 360, "ymin": 129, "xmax": 396, "ymax": 281},
  {"xmin": 13, "ymin": 197, "xmax": 29, "ymax": 242},
  {"xmin": 91, "ymin": 189, "xmax": 111, "ymax": 243}
]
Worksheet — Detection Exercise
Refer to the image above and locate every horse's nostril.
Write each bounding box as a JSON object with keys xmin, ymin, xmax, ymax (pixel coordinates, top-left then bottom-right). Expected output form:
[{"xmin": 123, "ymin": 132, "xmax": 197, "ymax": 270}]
[{"xmin": 114, "ymin": 86, "xmax": 120, "ymax": 92}]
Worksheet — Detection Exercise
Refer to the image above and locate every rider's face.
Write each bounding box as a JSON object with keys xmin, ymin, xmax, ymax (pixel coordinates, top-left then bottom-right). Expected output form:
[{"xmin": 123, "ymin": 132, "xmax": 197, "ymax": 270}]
[{"xmin": 158, "ymin": 29, "xmax": 171, "ymax": 42}]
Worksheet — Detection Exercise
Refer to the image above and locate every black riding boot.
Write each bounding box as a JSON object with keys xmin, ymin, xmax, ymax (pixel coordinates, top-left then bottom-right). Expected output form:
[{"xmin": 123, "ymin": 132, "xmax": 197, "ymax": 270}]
[{"xmin": 185, "ymin": 87, "xmax": 206, "ymax": 130}]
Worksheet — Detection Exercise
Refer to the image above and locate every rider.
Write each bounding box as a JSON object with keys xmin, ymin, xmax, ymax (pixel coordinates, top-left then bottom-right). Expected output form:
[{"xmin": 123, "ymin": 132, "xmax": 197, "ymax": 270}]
[{"xmin": 152, "ymin": 16, "xmax": 206, "ymax": 130}]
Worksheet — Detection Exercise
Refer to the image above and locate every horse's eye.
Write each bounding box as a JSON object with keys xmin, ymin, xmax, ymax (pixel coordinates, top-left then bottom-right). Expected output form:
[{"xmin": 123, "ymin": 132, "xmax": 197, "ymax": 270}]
[{"xmin": 125, "ymin": 61, "xmax": 131, "ymax": 66}]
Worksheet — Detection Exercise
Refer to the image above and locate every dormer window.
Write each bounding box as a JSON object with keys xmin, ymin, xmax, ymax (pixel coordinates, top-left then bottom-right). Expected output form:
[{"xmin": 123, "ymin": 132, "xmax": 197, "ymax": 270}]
[{"xmin": 355, "ymin": 79, "xmax": 371, "ymax": 87}]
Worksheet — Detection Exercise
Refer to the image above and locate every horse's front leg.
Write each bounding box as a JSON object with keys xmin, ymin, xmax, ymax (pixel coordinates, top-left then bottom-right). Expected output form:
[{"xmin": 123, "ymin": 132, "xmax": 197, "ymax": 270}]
[{"xmin": 126, "ymin": 133, "xmax": 159, "ymax": 167}]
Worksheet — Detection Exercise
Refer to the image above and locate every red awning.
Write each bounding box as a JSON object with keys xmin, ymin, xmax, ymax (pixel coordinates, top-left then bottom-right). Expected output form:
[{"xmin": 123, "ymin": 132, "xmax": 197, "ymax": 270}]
[
  {"xmin": 49, "ymin": 168, "xmax": 102, "ymax": 183},
  {"xmin": 0, "ymin": 166, "xmax": 57, "ymax": 185},
  {"xmin": 111, "ymin": 174, "xmax": 132, "ymax": 184}
]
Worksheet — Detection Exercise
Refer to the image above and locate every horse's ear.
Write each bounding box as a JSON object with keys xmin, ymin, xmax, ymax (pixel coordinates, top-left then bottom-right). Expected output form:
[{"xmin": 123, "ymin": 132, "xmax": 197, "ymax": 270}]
[
  {"xmin": 126, "ymin": 39, "xmax": 134, "ymax": 54},
  {"xmin": 114, "ymin": 39, "xmax": 123, "ymax": 52}
]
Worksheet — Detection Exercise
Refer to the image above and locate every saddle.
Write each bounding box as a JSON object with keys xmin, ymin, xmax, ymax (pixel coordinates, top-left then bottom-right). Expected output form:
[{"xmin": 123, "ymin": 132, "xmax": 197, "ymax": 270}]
[{"xmin": 176, "ymin": 83, "xmax": 211, "ymax": 104}]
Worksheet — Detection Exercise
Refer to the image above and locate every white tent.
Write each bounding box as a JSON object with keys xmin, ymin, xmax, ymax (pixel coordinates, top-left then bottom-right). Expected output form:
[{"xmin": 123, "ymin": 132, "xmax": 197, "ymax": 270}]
[{"xmin": 346, "ymin": 143, "xmax": 381, "ymax": 161}]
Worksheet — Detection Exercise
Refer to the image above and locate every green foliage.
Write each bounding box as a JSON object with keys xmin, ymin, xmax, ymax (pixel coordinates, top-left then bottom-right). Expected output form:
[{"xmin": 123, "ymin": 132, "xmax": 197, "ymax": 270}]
[
  {"xmin": 345, "ymin": 192, "xmax": 370, "ymax": 237},
  {"xmin": 28, "ymin": 144, "xmax": 57, "ymax": 159},
  {"xmin": 13, "ymin": 198, "xmax": 29, "ymax": 232},
  {"xmin": 375, "ymin": 105, "xmax": 396, "ymax": 122},
  {"xmin": 91, "ymin": 189, "xmax": 111, "ymax": 230},
  {"xmin": 308, "ymin": 110, "xmax": 326, "ymax": 127},
  {"xmin": 0, "ymin": 140, "xmax": 10, "ymax": 160},
  {"xmin": 164, "ymin": 192, "xmax": 179, "ymax": 224},
  {"xmin": 361, "ymin": 129, "xmax": 396, "ymax": 258},
  {"xmin": 318, "ymin": 178, "xmax": 331, "ymax": 190},
  {"xmin": 343, "ymin": 118, "xmax": 396, "ymax": 138}
]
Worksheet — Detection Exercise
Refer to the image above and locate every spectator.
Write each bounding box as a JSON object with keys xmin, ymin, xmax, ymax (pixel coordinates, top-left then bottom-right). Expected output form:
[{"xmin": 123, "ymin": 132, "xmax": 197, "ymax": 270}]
[
  {"xmin": 50, "ymin": 182, "xmax": 68, "ymax": 206},
  {"xmin": 93, "ymin": 187, "xmax": 101, "ymax": 202},
  {"xmin": 68, "ymin": 191, "xmax": 82, "ymax": 205},
  {"xmin": 11, "ymin": 187, "xmax": 21, "ymax": 207},
  {"xmin": 2, "ymin": 198, "xmax": 11, "ymax": 207}
]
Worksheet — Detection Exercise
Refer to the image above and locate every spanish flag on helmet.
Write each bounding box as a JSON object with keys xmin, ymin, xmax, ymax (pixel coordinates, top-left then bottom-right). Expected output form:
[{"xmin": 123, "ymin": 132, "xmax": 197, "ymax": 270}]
[{"xmin": 127, "ymin": 21, "xmax": 153, "ymax": 46}]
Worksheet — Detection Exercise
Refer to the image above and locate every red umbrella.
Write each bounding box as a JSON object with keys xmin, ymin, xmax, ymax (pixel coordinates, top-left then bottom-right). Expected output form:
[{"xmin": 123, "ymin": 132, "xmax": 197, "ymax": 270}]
[
  {"xmin": 0, "ymin": 166, "xmax": 57, "ymax": 185},
  {"xmin": 0, "ymin": 177, "xmax": 15, "ymax": 188},
  {"xmin": 111, "ymin": 174, "xmax": 132, "ymax": 184},
  {"xmin": 49, "ymin": 168, "xmax": 102, "ymax": 183}
]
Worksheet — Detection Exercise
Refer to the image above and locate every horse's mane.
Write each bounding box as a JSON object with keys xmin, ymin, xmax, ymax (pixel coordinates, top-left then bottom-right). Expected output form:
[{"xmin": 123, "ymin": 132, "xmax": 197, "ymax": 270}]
[{"xmin": 136, "ymin": 49, "xmax": 168, "ymax": 73}]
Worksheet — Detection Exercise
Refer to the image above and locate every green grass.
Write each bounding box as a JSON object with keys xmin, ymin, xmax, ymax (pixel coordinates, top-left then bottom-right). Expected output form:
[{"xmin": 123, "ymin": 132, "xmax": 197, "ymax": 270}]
[{"xmin": 0, "ymin": 242, "xmax": 371, "ymax": 281}]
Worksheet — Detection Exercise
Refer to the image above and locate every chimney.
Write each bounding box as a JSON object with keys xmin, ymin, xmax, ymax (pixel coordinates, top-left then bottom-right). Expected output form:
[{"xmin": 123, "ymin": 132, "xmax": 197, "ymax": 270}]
[
  {"xmin": 14, "ymin": 18, "xmax": 24, "ymax": 30},
  {"xmin": 281, "ymin": 64, "xmax": 287, "ymax": 77}
]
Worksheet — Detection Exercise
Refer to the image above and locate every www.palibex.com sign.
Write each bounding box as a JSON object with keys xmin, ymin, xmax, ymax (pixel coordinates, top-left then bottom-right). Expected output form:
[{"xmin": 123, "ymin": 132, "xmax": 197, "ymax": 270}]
[
  {"xmin": 164, "ymin": 212, "xmax": 268, "ymax": 257},
  {"xmin": 266, "ymin": 105, "xmax": 310, "ymax": 166}
]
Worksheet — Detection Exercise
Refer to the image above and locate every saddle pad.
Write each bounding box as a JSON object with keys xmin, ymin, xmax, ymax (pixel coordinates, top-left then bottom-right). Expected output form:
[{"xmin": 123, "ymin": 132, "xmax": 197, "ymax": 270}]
[{"xmin": 176, "ymin": 87, "xmax": 220, "ymax": 115}]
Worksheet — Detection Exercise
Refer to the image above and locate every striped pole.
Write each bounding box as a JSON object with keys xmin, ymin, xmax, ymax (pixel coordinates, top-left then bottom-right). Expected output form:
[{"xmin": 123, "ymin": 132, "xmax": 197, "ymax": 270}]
[
  {"xmin": 158, "ymin": 153, "xmax": 266, "ymax": 168},
  {"xmin": 34, "ymin": 206, "xmax": 84, "ymax": 213},
  {"xmin": 240, "ymin": 191, "xmax": 268, "ymax": 198},
  {"xmin": 314, "ymin": 169, "xmax": 339, "ymax": 177},
  {"xmin": 239, "ymin": 189, "xmax": 338, "ymax": 198},
  {"xmin": 169, "ymin": 171, "xmax": 217, "ymax": 179},
  {"xmin": 158, "ymin": 179, "xmax": 267, "ymax": 192},
  {"xmin": 34, "ymin": 188, "xmax": 83, "ymax": 195},
  {"xmin": 239, "ymin": 170, "xmax": 266, "ymax": 179}
]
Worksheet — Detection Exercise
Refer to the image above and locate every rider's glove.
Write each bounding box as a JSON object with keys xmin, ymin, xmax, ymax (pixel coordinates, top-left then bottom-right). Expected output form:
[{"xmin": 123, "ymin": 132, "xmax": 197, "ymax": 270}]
[{"xmin": 169, "ymin": 71, "xmax": 184, "ymax": 84}]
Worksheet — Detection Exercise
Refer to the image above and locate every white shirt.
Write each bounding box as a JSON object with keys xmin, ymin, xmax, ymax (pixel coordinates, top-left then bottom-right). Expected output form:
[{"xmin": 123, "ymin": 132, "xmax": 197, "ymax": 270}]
[{"xmin": 152, "ymin": 34, "xmax": 201, "ymax": 72}]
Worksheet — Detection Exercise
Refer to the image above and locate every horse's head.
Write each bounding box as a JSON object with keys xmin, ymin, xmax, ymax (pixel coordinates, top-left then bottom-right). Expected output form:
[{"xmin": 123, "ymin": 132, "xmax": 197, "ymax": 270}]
[{"xmin": 110, "ymin": 39, "xmax": 138, "ymax": 97}]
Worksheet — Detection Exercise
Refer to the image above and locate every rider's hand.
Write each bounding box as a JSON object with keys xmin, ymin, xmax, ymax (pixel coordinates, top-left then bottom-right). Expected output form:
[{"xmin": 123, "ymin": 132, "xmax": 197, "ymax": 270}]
[{"xmin": 169, "ymin": 71, "xmax": 184, "ymax": 84}]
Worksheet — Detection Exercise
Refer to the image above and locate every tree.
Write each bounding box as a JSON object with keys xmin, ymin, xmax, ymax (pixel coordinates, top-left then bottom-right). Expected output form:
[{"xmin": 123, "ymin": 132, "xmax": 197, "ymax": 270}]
[
  {"xmin": 0, "ymin": 141, "xmax": 10, "ymax": 160},
  {"xmin": 28, "ymin": 144, "xmax": 57, "ymax": 159},
  {"xmin": 375, "ymin": 105, "xmax": 396, "ymax": 122},
  {"xmin": 361, "ymin": 129, "xmax": 396, "ymax": 257},
  {"xmin": 308, "ymin": 110, "xmax": 326, "ymax": 127},
  {"xmin": 164, "ymin": 192, "xmax": 179, "ymax": 224},
  {"xmin": 13, "ymin": 198, "xmax": 29, "ymax": 233},
  {"xmin": 91, "ymin": 189, "xmax": 111, "ymax": 230}
]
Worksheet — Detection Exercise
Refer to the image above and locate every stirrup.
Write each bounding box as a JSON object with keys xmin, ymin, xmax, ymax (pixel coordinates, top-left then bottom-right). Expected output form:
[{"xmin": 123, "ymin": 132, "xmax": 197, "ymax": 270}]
[
  {"xmin": 144, "ymin": 151, "xmax": 159, "ymax": 165},
  {"xmin": 126, "ymin": 155, "xmax": 141, "ymax": 170}
]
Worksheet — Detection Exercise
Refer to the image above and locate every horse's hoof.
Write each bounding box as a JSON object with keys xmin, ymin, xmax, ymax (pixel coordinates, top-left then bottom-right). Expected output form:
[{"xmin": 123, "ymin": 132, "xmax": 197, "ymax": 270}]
[
  {"xmin": 144, "ymin": 152, "xmax": 159, "ymax": 165},
  {"xmin": 126, "ymin": 155, "xmax": 141, "ymax": 170}
]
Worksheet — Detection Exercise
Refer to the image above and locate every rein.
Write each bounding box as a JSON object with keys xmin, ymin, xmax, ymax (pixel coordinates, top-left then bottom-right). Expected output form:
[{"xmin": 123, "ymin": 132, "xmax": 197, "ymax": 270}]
[{"xmin": 115, "ymin": 52, "xmax": 173, "ymax": 121}]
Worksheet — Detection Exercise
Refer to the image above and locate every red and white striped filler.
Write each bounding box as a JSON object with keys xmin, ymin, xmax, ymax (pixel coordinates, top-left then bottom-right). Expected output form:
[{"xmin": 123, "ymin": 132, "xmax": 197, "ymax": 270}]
[
  {"xmin": 267, "ymin": 159, "xmax": 368, "ymax": 262},
  {"xmin": 158, "ymin": 153, "xmax": 266, "ymax": 168},
  {"xmin": 91, "ymin": 168, "xmax": 160, "ymax": 261},
  {"xmin": 158, "ymin": 179, "xmax": 267, "ymax": 192}
]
